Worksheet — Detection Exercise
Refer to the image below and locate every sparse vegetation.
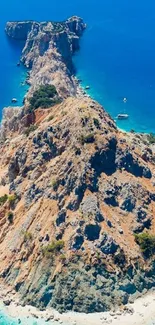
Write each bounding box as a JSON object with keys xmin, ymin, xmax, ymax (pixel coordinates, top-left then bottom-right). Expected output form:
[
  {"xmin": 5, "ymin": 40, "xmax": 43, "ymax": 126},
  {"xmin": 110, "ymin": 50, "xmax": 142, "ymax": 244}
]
[
  {"xmin": 28, "ymin": 85, "xmax": 61, "ymax": 111},
  {"xmin": 147, "ymin": 133, "xmax": 155, "ymax": 144},
  {"xmin": 8, "ymin": 194, "xmax": 17, "ymax": 204},
  {"xmin": 23, "ymin": 231, "xmax": 33, "ymax": 242},
  {"xmin": 7, "ymin": 211, "xmax": 14, "ymax": 224},
  {"xmin": 135, "ymin": 232, "xmax": 155, "ymax": 258},
  {"xmin": 59, "ymin": 254, "xmax": 66, "ymax": 263},
  {"xmin": 51, "ymin": 178, "xmax": 59, "ymax": 191},
  {"xmin": 24, "ymin": 125, "xmax": 38, "ymax": 137},
  {"xmin": 0, "ymin": 194, "xmax": 8, "ymax": 206},
  {"xmin": 47, "ymin": 115, "xmax": 54, "ymax": 122},
  {"xmin": 8, "ymin": 194, "xmax": 17, "ymax": 209},
  {"xmin": 42, "ymin": 240, "xmax": 64, "ymax": 257}
]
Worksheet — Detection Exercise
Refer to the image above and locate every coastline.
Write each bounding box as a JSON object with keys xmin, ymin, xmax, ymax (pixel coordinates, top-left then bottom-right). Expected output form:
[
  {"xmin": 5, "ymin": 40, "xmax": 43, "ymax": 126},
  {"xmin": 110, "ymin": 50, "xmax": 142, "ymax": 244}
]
[
  {"xmin": 1, "ymin": 15, "xmax": 155, "ymax": 325},
  {"xmin": 1, "ymin": 285, "xmax": 155, "ymax": 325}
]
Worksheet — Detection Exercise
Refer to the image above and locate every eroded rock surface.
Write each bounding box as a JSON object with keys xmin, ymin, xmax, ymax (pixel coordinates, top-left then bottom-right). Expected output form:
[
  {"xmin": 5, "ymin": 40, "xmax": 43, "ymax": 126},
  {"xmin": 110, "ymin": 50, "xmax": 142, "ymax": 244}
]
[{"xmin": 0, "ymin": 16, "xmax": 155, "ymax": 315}]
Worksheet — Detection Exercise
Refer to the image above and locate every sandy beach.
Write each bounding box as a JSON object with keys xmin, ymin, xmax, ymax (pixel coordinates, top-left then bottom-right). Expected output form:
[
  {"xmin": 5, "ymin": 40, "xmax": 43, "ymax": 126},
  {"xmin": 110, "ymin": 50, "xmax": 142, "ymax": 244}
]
[{"xmin": 1, "ymin": 285, "xmax": 155, "ymax": 325}]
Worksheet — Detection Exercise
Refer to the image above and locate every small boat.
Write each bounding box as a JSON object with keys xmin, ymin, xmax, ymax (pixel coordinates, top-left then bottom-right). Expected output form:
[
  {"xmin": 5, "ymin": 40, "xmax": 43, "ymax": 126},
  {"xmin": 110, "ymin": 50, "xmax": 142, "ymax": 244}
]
[
  {"xmin": 117, "ymin": 113, "xmax": 129, "ymax": 120},
  {"xmin": 85, "ymin": 85, "xmax": 90, "ymax": 90},
  {"xmin": 123, "ymin": 97, "xmax": 127, "ymax": 103},
  {"xmin": 11, "ymin": 98, "xmax": 18, "ymax": 103}
]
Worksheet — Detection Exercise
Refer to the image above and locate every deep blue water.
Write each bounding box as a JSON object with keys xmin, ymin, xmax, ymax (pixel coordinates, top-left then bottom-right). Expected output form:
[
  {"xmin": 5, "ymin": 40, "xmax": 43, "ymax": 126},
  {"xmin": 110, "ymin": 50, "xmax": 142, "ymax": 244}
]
[{"xmin": 1, "ymin": 0, "xmax": 155, "ymax": 131}]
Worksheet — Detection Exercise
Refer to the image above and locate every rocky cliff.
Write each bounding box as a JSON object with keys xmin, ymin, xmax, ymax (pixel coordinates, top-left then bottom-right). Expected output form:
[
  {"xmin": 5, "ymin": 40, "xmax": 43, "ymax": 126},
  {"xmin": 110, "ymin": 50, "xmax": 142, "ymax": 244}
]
[
  {"xmin": 6, "ymin": 17, "xmax": 86, "ymax": 99},
  {"xmin": 0, "ymin": 16, "xmax": 155, "ymax": 315},
  {"xmin": 0, "ymin": 95, "xmax": 155, "ymax": 313}
]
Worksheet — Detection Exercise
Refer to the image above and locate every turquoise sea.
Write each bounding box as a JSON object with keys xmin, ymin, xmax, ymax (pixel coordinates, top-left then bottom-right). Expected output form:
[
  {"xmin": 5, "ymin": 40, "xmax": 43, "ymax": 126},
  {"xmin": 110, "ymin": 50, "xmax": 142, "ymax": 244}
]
[
  {"xmin": 0, "ymin": 308, "xmax": 56, "ymax": 325},
  {"xmin": 1, "ymin": 1, "xmax": 155, "ymax": 132},
  {"xmin": 1, "ymin": 0, "xmax": 155, "ymax": 323}
]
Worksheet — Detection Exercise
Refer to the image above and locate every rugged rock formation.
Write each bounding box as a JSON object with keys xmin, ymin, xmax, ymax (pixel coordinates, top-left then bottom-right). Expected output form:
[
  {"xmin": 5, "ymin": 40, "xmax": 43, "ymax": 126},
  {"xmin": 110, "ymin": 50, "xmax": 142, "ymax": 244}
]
[
  {"xmin": 0, "ymin": 16, "xmax": 155, "ymax": 315},
  {"xmin": 6, "ymin": 17, "xmax": 86, "ymax": 99},
  {"xmin": 0, "ymin": 96, "xmax": 155, "ymax": 313}
]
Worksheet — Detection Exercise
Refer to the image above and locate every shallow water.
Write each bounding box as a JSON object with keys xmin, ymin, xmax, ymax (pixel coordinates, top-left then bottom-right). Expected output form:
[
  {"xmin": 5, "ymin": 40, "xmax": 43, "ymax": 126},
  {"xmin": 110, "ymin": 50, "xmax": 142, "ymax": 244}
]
[{"xmin": 0, "ymin": 309, "xmax": 54, "ymax": 325}]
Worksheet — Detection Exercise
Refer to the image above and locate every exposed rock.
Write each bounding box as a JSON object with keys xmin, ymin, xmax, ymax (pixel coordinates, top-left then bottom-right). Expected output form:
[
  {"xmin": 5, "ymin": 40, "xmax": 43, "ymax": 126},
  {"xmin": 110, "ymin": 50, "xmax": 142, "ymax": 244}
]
[
  {"xmin": 80, "ymin": 195, "xmax": 104, "ymax": 222},
  {"xmin": 0, "ymin": 15, "xmax": 155, "ymax": 315},
  {"xmin": 96, "ymin": 233, "xmax": 118, "ymax": 255},
  {"xmin": 56, "ymin": 210, "xmax": 66, "ymax": 226},
  {"xmin": 84, "ymin": 224, "xmax": 101, "ymax": 241},
  {"xmin": 71, "ymin": 234, "xmax": 84, "ymax": 250},
  {"xmin": 5, "ymin": 17, "xmax": 86, "ymax": 101}
]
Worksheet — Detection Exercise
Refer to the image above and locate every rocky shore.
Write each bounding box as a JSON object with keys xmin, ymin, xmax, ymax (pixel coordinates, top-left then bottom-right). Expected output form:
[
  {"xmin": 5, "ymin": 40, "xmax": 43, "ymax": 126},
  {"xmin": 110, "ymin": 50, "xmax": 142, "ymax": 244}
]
[
  {"xmin": 0, "ymin": 14, "xmax": 155, "ymax": 320},
  {"xmin": 1, "ymin": 283, "xmax": 155, "ymax": 325}
]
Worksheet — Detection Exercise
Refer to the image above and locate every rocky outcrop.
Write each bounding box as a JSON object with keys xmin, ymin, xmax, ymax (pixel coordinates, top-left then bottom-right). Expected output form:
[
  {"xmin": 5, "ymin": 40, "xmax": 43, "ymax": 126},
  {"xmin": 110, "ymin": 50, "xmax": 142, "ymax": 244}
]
[
  {"xmin": 5, "ymin": 17, "xmax": 86, "ymax": 100},
  {"xmin": 1, "ymin": 14, "xmax": 155, "ymax": 315},
  {"xmin": 0, "ymin": 96, "xmax": 155, "ymax": 313}
]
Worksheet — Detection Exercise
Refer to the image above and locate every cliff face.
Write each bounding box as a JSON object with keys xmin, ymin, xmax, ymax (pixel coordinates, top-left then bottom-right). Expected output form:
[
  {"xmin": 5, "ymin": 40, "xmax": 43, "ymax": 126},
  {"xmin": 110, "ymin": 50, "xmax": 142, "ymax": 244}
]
[
  {"xmin": 5, "ymin": 17, "xmax": 86, "ymax": 99},
  {"xmin": 0, "ymin": 95, "xmax": 155, "ymax": 313},
  {"xmin": 1, "ymin": 16, "xmax": 155, "ymax": 315}
]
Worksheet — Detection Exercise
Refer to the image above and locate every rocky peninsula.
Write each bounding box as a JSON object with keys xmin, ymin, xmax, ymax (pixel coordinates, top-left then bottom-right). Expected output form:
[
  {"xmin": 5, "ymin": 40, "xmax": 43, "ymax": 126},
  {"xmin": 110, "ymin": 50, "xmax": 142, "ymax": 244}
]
[
  {"xmin": 6, "ymin": 16, "xmax": 86, "ymax": 100},
  {"xmin": 0, "ymin": 15, "xmax": 155, "ymax": 321}
]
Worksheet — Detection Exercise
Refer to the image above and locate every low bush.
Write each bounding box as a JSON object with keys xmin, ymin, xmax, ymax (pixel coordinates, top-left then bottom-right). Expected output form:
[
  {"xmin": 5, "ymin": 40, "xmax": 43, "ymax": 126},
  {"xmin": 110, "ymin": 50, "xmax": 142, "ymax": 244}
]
[
  {"xmin": 147, "ymin": 133, "xmax": 155, "ymax": 144},
  {"xmin": 0, "ymin": 194, "xmax": 8, "ymax": 206},
  {"xmin": 51, "ymin": 178, "xmax": 59, "ymax": 191},
  {"xmin": 8, "ymin": 194, "xmax": 17, "ymax": 204},
  {"xmin": 23, "ymin": 231, "xmax": 33, "ymax": 242},
  {"xmin": 28, "ymin": 85, "xmax": 61, "ymax": 111},
  {"xmin": 135, "ymin": 232, "xmax": 155, "ymax": 258},
  {"xmin": 42, "ymin": 240, "xmax": 64, "ymax": 257},
  {"xmin": 59, "ymin": 254, "xmax": 66, "ymax": 263},
  {"xmin": 47, "ymin": 115, "xmax": 54, "ymax": 122},
  {"xmin": 24, "ymin": 125, "xmax": 38, "ymax": 137}
]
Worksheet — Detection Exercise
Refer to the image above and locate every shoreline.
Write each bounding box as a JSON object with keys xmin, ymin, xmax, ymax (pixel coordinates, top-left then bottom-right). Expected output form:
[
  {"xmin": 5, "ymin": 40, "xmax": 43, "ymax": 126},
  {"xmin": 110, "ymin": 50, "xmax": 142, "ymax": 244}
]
[
  {"xmin": 1, "ymin": 284, "xmax": 155, "ymax": 325},
  {"xmin": 1, "ymin": 17, "xmax": 155, "ymax": 325}
]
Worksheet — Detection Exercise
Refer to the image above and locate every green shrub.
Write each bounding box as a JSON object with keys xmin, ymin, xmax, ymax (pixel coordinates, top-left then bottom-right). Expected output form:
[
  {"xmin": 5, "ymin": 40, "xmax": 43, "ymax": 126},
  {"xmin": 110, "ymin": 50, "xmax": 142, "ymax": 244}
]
[
  {"xmin": 42, "ymin": 240, "xmax": 64, "ymax": 257},
  {"xmin": 135, "ymin": 232, "xmax": 155, "ymax": 258},
  {"xmin": 59, "ymin": 254, "xmax": 66, "ymax": 263},
  {"xmin": 147, "ymin": 133, "xmax": 155, "ymax": 144},
  {"xmin": 8, "ymin": 194, "xmax": 17, "ymax": 204},
  {"xmin": 0, "ymin": 194, "xmax": 8, "ymax": 206},
  {"xmin": 7, "ymin": 211, "xmax": 14, "ymax": 224},
  {"xmin": 28, "ymin": 85, "xmax": 61, "ymax": 111},
  {"xmin": 51, "ymin": 178, "xmax": 59, "ymax": 191},
  {"xmin": 47, "ymin": 115, "xmax": 54, "ymax": 122},
  {"xmin": 23, "ymin": 231, "xmax": 33, "ymax": 242},
  {"xmin": 24, "ymin": 125, "xmax": 38, "ymax": 137}
]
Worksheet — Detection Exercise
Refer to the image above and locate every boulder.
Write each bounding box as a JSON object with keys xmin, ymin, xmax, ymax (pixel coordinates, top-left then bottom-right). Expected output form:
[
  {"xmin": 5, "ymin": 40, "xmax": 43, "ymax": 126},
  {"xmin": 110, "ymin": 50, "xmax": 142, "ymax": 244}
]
[
  {"xmin": 97, "ymin": 233, "xmax": 118, "ymax": 255},
  {"xmin": 80, "ymin": 195, "xmax": 104, "ymax": 222}
]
